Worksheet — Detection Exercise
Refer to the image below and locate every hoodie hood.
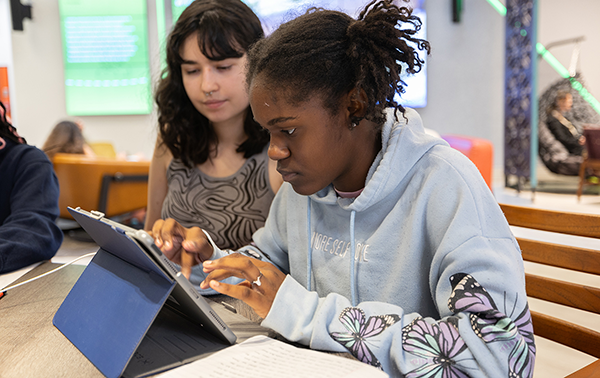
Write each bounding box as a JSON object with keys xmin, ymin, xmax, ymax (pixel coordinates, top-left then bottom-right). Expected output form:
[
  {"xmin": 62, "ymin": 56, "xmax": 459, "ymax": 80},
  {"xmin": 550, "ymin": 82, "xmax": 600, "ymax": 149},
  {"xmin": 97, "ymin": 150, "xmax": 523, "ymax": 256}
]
[
  {"xmin": 309, "ymin": 108, "xmax": 446, "ymax": 212},
  {"xmin": 303, "ymin": 108, "xmax": 447, "ymax": 305}
]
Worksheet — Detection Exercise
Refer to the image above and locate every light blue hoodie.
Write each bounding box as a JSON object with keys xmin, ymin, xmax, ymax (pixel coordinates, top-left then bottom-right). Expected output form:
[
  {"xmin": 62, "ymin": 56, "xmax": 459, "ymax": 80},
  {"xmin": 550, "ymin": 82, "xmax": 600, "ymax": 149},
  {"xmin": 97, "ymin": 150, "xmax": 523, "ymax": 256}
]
[{"xmin": 193, "ymin": 108, "xmax": 535, "ymax": 377}]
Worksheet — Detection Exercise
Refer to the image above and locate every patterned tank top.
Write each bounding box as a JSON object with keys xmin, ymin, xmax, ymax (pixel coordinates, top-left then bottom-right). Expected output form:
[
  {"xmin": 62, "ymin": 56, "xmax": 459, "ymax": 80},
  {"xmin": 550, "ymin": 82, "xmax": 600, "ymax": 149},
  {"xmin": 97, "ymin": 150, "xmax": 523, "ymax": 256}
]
[{"xmin": 161, "ymin": 146, "xmax": 275, "ymax": 250}]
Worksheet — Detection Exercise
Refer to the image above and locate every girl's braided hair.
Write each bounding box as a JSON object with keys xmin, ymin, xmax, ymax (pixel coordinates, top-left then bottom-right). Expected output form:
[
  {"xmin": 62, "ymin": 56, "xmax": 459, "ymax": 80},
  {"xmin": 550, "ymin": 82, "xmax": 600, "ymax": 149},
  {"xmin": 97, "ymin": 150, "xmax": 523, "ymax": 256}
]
[{"xmin": 246, "ymin": 0, "xmax": 430, "ymax": 127}]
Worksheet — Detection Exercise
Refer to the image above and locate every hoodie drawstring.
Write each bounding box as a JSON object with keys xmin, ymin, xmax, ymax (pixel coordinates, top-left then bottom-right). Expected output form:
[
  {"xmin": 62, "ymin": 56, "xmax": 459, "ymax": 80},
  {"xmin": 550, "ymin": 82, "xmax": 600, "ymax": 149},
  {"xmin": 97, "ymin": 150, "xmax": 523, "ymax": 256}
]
[
  {"xmin": 349, "ymin": 210, "xmax": 357, "ymax": 306},
  {"xmin": 307, "ymin": 197, "xmax": 312, "ymax": 291}
]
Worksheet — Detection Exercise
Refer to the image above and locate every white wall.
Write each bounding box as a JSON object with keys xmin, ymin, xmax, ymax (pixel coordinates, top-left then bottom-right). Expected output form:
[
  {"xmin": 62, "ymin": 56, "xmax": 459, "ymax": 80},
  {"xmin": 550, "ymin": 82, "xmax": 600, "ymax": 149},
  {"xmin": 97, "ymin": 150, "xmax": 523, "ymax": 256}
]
[
  {"xmin": 4, "ymin": 0, "xmax": 600, "ymax": 167},
  {"xmin": 419, "ymin": 0, "xmax": 505, "ymax": 167},
  {"xmin": 537, "ymin": 0, "xmax": 600, "ymax": 97}
]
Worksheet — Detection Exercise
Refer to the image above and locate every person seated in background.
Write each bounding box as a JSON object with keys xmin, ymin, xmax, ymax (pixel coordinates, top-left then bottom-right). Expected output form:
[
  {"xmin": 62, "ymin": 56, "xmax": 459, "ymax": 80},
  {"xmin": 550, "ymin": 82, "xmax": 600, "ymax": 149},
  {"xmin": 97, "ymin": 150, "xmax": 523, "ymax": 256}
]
[
  {"xmin": 146, "ymin": 0, "xmax": 282, "ymax": 260},
  {"xmin": 0, "ymin": 101, "xmax": 63, "ymax": 274},
  {"xmin": 42, "ymin": 119, "xmax": 96, "ymax": 161},
  {"xmin": 547, "ymin": 90, "xmax": 586, "ymax": 157}
]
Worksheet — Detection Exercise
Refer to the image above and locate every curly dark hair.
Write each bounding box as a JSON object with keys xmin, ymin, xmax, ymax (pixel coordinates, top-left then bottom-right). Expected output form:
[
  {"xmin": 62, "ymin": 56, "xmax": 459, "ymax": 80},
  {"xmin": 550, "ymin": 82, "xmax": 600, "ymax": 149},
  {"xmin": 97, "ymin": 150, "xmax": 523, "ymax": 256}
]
[
  {"xmin": 246, "ymin": 0, "xmax": 430, "ymax": 127},
  {"xmin": 155, "ymin": 0, "xmax": 268, "ymax": 168},
  {"xmin": 0, "ymin": 102, "xmax": 26, "ymax": 145}
]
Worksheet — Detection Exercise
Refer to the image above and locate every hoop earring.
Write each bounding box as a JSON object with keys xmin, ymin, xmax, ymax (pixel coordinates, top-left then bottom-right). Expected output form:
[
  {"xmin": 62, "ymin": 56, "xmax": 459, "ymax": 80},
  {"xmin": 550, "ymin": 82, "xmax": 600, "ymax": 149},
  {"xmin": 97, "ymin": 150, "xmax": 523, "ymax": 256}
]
[{"xmin": 0, "ymin": 137, "xmax": 5, "ymax": 150}]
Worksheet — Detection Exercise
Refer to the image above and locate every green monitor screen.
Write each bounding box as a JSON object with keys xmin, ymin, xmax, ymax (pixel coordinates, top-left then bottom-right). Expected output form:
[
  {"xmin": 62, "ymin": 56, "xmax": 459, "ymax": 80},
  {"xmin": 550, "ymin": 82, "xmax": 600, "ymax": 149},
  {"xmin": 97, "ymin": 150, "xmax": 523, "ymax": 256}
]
[{"xmin": 58, "ymin": 0, "xmax": 152, "ymax": 115}]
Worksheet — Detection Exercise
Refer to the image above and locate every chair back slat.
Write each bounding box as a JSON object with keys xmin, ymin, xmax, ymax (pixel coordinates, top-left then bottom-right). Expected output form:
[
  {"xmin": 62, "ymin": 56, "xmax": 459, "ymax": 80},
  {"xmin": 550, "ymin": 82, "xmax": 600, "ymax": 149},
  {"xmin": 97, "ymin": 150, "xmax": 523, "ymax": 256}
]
[
  {"xmin": 565, "ymin": 359, "xmax": 600, "ymax": 378},
  {"xmin": 517, "ymin": 238, "xmax": 600, "ymax": 275},
  {"xmin": 500, "ymin": 203, "xmax": 600, "ymax": 368},
  {"xmin": 499, "ymin": 204, "xmax": 600, "ymax": 239},
  {"xmin": 526, "ymin": 273, "xmax": 600, "ymax": 314},
  {"xmin": 531, "ymin": 311, "xmax": 600, "ymax": 359}
]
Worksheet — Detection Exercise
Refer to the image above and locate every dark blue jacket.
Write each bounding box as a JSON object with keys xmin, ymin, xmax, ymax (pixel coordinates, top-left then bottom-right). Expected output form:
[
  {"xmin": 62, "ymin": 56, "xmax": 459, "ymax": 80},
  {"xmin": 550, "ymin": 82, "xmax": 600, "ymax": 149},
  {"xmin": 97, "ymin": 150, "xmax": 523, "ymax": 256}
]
[{"xmin": 0, "ymin": 138, "xmax": 63, "ymax": 273}]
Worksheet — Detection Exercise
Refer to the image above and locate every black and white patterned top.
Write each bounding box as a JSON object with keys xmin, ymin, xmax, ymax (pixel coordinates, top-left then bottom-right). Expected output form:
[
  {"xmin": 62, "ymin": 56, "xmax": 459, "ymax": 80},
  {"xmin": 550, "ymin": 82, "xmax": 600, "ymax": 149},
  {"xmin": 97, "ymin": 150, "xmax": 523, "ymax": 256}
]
[{"xmin": 161, "ymin": 146, "xmax": 275, "ymax": 250}]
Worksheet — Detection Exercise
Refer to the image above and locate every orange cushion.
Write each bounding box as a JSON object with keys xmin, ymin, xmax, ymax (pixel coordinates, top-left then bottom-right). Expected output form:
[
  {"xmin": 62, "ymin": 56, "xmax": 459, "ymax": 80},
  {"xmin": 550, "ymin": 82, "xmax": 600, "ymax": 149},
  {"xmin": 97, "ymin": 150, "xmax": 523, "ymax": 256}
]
[{"xmin": 442, "ymin": 135, "xmax": 494, "ymax": 191}]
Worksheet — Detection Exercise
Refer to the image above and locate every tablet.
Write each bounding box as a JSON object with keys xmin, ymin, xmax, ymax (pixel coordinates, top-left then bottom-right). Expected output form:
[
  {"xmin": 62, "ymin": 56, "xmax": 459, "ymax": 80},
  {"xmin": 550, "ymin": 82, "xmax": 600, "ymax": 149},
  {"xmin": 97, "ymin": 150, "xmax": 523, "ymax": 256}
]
[
  {"xmin": 68, "ymin": 206, "xmax": 236, "ymax": 344},
  {"xmin": 54, "ymin": 207, "xmax": 237, "ymax": 378}
]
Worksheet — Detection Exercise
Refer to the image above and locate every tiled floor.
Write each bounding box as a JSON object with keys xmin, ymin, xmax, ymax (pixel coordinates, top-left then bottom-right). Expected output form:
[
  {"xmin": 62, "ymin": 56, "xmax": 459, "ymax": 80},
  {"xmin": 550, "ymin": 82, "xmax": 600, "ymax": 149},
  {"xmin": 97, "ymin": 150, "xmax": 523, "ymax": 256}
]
[{"xmin": 2, "ymin": 164, "xmax": 598, "ymax": 377}]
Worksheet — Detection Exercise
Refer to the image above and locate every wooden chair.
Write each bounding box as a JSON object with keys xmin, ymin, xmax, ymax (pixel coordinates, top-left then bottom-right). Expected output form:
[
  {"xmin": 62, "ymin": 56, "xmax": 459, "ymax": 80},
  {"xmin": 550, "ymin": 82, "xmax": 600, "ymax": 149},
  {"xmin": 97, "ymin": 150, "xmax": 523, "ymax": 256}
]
[
  {"xmin": 578, "ymin": 128, "xmax": 600, "ymax": 202},
  {"xmin": 499, "ymin": 203, "xmax": 600, "ymax": 377},
  {"xmin": 52, "ymin": 153, "xmax": 150, "ymax": 220}
]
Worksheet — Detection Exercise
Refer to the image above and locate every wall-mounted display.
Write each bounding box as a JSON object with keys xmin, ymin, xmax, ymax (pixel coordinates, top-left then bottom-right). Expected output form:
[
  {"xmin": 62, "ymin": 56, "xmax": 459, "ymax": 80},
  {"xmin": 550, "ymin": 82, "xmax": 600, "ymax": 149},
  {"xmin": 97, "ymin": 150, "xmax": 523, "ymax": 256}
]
[{"xmin": 58, "ymin": 0, "xmax": 151, "ymax": 115}]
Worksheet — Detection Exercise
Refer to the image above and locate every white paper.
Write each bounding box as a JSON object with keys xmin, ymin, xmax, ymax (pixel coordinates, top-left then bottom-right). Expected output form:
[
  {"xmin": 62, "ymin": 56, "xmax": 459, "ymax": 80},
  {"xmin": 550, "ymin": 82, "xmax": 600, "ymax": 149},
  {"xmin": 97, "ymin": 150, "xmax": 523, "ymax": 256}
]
[{"xmin": 158, "ymin": 335, "xmax": 388, "ymax": 378}]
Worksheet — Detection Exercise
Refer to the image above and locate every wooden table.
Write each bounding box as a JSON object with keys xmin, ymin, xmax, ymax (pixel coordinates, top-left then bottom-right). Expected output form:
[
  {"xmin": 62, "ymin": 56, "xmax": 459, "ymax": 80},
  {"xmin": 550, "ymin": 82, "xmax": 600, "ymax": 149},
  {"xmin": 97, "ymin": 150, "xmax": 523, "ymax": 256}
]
[{"xmin": 0, "ymin": 262, "xmax": 269, "ymax": 378}]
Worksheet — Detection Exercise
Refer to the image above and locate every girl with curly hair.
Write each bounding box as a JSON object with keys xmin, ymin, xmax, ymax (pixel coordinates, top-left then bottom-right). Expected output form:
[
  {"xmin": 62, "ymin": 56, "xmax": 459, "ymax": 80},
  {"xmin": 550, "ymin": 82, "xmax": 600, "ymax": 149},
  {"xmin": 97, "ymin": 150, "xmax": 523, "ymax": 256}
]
[{"xmin": 146, "ymin": 0, "xmax": 283, "ymax": 253}]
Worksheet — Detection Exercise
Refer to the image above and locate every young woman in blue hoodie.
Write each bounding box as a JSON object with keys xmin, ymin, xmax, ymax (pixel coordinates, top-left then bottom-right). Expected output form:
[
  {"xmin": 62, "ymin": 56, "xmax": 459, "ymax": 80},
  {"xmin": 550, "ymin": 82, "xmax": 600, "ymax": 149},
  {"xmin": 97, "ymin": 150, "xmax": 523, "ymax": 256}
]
[{"xmin": 152, "ymin": 1, "xmax": 535, "ymax": 376}]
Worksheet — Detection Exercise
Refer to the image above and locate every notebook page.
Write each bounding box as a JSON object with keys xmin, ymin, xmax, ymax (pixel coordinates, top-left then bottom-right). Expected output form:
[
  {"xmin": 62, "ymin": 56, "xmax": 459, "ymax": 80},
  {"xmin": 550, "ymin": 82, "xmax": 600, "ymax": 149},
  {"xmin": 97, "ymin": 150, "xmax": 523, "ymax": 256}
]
[{"xmin": 158, "ymin": 335, "xmax": 388, "ymax": 378}]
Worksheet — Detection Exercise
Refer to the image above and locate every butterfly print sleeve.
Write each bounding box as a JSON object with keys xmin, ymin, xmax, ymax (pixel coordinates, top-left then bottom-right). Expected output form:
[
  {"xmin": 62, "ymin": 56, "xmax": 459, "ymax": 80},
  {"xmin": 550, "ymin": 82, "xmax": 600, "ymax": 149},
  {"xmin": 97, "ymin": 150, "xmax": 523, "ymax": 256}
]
[{"xmin": 261, "ymin": 268, "xmax": 535, "ymax": 378}]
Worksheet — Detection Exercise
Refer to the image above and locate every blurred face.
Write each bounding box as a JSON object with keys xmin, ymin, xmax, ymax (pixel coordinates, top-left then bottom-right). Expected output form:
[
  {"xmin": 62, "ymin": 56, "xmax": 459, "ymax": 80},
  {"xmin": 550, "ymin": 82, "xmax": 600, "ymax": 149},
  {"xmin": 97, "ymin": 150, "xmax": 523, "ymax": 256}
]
[
  {"xmin": 557, "ymin": 93, "xmax": 573, "ymax": 113},
  {"xmin": 180, "ymin": 35, "xmax": 249, "ymax": 127},
  {"xmin": 249, "ymin": 78, "xmax": 368, "ymax": 195}
]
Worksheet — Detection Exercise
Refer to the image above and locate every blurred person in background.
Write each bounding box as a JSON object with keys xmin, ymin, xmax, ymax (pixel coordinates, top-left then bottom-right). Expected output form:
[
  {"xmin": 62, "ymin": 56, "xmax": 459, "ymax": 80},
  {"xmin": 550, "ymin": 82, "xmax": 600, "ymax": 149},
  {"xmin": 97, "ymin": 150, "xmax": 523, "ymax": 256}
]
[
  {"xmin": 42, "ymin": 119, "xmax": 96, "ymax": 161},
  {"xmin": 547, "ymin": 90, "xmax": 585, "ymax": 157}
]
